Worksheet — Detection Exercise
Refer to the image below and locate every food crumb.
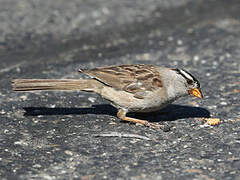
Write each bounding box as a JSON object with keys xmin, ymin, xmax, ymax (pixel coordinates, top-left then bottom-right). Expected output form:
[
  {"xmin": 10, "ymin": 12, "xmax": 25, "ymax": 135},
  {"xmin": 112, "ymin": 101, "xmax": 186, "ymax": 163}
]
[{"xmin": 204, "ymin": 118, "xmax": 220, "ymax": 126}]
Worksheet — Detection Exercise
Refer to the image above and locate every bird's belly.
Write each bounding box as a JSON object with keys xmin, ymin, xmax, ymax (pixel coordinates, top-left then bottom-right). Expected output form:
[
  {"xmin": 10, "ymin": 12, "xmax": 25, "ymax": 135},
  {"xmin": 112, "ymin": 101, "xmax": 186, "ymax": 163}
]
[
  {"xmin": 100, "ymin": 87, "xmax": 171, "ymax": 113},
  {"xmin": 128, "ymin": 98, "xmax": 173, "ymax": 113}
]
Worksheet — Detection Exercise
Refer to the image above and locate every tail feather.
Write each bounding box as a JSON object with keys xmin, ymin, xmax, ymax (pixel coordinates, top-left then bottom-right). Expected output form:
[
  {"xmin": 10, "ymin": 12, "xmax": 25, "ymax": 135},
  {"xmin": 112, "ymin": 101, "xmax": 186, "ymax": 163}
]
[{"xmin": 12, "ymin": 79, "xmax": 100, "ymax": 92}]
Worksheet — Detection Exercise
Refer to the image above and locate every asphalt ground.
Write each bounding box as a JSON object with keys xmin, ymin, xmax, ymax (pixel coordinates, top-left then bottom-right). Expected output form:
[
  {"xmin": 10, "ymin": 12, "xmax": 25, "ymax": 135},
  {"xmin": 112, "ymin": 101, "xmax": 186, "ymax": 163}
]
[{"xmin": 0, "ymin": 0, "xmax": 240, "ymax": 179}]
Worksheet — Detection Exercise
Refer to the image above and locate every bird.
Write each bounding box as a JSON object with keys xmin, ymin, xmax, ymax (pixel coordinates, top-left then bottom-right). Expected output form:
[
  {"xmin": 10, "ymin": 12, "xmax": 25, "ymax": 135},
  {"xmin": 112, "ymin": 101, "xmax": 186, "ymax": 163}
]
[{"xmin": 12, "ymin": 64, "xmax": 203, "ymax": 129}]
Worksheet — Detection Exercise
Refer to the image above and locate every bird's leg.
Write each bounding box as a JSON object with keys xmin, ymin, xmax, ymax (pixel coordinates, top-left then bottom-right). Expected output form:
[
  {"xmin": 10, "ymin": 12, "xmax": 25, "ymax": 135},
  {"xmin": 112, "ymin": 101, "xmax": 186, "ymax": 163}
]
[{"xmin": 117, "ymin": 109, "xmax": 163, "ymax": 129}]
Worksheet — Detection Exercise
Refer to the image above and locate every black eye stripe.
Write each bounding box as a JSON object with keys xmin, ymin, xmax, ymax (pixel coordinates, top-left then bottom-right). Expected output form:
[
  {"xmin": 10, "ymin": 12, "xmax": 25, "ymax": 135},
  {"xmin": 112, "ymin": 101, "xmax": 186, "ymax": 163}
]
[
  {"xmin": 172, "ymin": 68, "xmax": 200, "ymax": 88},
  {"xmin": 187, "ymin": 79, "xmax": 193, "ymax": 84}
]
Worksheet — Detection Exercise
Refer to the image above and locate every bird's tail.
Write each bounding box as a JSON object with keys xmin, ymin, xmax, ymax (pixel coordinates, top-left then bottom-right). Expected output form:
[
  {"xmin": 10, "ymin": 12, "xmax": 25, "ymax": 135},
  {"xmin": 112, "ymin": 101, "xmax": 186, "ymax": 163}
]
[{"xmin": 12, "ymin": 79, "xmax": 101, "ymax": 92}]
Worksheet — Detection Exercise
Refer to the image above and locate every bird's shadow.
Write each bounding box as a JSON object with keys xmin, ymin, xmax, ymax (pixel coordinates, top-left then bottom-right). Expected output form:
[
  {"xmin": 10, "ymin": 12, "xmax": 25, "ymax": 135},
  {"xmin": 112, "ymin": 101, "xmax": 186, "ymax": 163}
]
[{"xmin": 23, "ymin": 104, "xmax": 210, "ymax": 122}]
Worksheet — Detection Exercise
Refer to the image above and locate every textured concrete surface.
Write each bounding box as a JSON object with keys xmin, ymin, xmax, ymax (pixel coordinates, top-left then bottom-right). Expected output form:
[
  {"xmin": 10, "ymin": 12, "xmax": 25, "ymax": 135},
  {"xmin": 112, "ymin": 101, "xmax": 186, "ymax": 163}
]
[{"xmin": 0, "ymin": 0, "xmax": 240, "ymax": 179}]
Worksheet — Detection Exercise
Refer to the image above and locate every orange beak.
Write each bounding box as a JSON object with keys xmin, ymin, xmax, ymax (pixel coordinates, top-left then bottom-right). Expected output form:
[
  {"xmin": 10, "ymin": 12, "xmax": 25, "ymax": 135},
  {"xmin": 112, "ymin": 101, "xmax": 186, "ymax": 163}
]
[{"xmin": 188, "ymin": 88, "xmax": 203, "ymax": 99}]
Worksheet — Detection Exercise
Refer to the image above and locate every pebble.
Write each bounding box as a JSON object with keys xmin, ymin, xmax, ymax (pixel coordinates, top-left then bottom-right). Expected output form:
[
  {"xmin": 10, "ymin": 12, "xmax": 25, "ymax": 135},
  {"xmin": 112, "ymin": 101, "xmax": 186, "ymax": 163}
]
[
  {"xmin": 177, "ymin": 40, "xmax": 183, "ymax": 45},
  {"xmin": 50, "ymin": 104, "xmax": 56, "ymax": 108},
  {"xmin": 0, "ymin": 110, "xmax": 6, "ymax": 114},
  {"xmin": 4, "ymin": 129, "xmax": 9, "ymax": 133},
  {"xmin": 88, "ymin": 97, "xmax": 96, "ymax": 103},
  {"xmin": 65, "ymin": 150, "xmax": 74, "ymax": 156},
  {"xmin": 208, "ymin": 105, "xmax": 217, "ymax": 110},
  {"xmin": 213, "ymin": 61, "xmax": 218, "ymax": 66},
  {"xmin": 193, "ymin": 55, "xmax": 199, "ymax": 61},
  {"xmin": 33, "ymin": 164, "xmax": 42, "ymax": 168},
  {"xmin": 226, "ymin": 53, "xmax": 231, "ymax": 58},
  {"xmin": 20, "ymin": 95, "xmax": 27, "ymax": 100},
  {"xmin": 220, "ymin": 102, "xmax": 227, "ymax": 105}
]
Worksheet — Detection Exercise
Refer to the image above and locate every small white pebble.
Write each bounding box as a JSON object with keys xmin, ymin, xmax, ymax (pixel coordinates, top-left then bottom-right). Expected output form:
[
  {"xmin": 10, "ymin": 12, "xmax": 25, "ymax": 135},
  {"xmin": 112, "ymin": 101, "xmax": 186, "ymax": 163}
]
[
  {"xmin": 65, "ymin": 150, "xmax": 73, "ymax": 156},
  {"xmin": 199, "ymin": 124, "xmax": 210, "ymax": 128},
  {"xmin": 88, "ymin": 97, "xmax": 96, "ymax": 103},
  {"xmin": 177, "ymin": 40, "xmax": 183, "ymax": 45},
  {"xmin": 0, "ymin": 110, "xmax": 6, "ymax": 115},
  {"xmin": 213, "ymin": 61, "xmax": 218, "ymax": 66},
  {"xmin": 33, "ymin": 164, "xmax": 42, "ymax": 168},
  {"xmin": 226, "ymin": 53, "xmax": 231, "ymax": 58},
  {"xmin": 33, "ymin": 119, "xmax": 39, "ymax": 123},
  {"xmin": 4, "ymin": 129, "xmax": 9, "ymax": 133},
  {"xmin": 173, "ymin": 61, "xmax": 178, "ymax": 66},
  {"xmin": 208, "ymin": 105, "xmax": 217, "ymax": 109},
  {"xmin": 220, "ymin": 102, "xmax": 227, "ymax": 105},
  {"xmin": 14, "ymin": 140, "xmax": 28, "ymax": 146},
  {"xmin": 193, "ymin": 55, "xmax": 199, "ymax": 61},
  {"xmin": 20, "ymin": 95, "xmax": 27, "ymax": 100},
  {"xmin": 16, "ymin": 67, "xmax": 21, "ymax": 72},
  {"xmin": 50, "ymin": 104, "xmax": 56, "ymax": 108}
]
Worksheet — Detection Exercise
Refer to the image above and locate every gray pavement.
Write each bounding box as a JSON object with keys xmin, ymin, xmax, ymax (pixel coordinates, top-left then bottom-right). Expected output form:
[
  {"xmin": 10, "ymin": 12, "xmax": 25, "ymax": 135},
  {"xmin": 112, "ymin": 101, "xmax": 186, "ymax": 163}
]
[{"xmin": 0, "ymin": 0, "xmax": 240, "ymax": 179}]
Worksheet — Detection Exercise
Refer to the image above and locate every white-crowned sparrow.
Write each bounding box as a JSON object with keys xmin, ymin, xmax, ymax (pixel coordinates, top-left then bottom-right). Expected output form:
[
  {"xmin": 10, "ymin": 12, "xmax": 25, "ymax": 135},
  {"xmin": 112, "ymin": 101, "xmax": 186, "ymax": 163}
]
[{"xmin": 12, "ymin": 64, "xmax": 203, "ymax": 129}]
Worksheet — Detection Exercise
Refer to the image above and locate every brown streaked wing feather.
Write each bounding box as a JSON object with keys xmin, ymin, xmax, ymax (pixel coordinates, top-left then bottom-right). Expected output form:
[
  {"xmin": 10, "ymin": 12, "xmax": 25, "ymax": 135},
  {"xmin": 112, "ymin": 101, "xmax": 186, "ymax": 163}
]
[{"xmin": 80, "ymin": 64, "xmax": 163, "ymax": 97}]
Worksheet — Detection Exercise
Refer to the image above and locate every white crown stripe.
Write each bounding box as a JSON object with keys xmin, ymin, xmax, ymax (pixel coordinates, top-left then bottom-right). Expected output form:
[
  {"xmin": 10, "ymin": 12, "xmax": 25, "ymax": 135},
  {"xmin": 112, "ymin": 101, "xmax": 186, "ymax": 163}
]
[{"xmin": 179, "ymin": 69, "xmax": 194, "ymax": 81}]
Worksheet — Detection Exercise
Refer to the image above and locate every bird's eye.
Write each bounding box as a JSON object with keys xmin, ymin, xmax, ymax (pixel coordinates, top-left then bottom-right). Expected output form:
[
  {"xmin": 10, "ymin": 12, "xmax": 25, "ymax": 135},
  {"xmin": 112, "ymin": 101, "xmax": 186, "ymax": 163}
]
[{"xmin": 187, "ymin": 79, "xmax": 193, "ymax": 85}]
